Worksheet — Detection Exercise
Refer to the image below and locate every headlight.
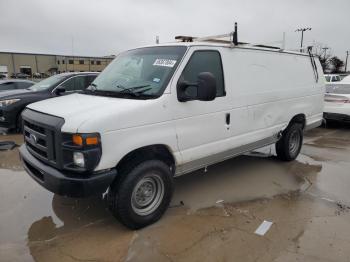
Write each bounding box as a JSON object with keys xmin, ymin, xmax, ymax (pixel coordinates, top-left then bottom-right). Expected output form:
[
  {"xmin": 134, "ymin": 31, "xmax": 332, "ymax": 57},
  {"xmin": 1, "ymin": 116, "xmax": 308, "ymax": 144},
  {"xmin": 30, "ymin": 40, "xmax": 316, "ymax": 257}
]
[
  {"xmin": 0, "ymin": 99, "xmax": 20, "ymax": 107},
  {"xmin": 73, "ymin": 152, "xmax": 85, "ymax": 168},
  {"xmin": 62, "ymin": 133, "xmax": 101, "ymax": 171}
]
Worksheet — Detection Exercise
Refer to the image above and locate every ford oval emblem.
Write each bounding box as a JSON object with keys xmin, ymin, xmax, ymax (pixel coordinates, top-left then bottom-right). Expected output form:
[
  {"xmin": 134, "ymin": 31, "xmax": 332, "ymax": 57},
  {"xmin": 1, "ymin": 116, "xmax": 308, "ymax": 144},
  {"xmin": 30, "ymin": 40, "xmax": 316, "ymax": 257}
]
[{"xmin": 29, "ymin": 133, "xmax": 38, "ymax": 144}]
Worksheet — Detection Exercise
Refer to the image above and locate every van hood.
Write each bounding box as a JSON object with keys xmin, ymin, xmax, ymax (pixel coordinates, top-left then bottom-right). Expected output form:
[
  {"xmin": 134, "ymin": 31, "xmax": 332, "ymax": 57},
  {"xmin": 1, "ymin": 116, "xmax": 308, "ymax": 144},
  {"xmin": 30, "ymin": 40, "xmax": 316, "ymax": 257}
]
[{"xmin": 27, "ymin": 93, "xmax": 168, "ymax": 133}]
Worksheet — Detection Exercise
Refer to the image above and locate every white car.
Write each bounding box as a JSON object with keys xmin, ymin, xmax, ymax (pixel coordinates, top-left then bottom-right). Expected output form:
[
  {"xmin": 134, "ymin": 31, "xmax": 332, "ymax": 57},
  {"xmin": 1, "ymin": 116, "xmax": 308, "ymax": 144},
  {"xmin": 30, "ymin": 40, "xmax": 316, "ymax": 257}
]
[
  {"xmin": 341, "ymin": 75, "xmax": 350, "ymax": 83},
  {"xmin": 324, "ymin": 83, "xmax": 350, "ymax": 122},
  {"xmin": 19, "ymin": 38, "xmax": 324, "ymax": 229},
  {"xmin": 324, "ymin": 74, "xmax": 341, "ymax": 83}
]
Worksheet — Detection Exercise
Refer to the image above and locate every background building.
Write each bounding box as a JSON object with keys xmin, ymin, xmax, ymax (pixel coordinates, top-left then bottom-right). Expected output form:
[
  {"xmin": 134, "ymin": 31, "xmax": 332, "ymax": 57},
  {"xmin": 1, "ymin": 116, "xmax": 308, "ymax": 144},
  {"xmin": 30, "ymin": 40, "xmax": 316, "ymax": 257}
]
[{"xmin": 0, "ymin": 51, "xmax": 115, "ymax": 77}]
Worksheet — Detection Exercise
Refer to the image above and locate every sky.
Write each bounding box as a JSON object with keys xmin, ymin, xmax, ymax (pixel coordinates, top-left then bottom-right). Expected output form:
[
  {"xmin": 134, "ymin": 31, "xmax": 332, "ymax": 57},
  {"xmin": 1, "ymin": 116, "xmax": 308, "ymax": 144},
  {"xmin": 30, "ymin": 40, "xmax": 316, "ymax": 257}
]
[{"xmin": 0, "ymin": 0, "xmax": 349, "ymax": 60}]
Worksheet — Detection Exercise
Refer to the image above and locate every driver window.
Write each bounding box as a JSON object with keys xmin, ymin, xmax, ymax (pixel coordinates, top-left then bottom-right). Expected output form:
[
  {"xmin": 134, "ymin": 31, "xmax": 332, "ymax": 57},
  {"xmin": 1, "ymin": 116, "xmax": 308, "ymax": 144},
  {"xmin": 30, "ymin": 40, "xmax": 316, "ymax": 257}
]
[
  {"xmin": 180, "ymin": 50, "xmax": 225, "ymax": 97},
  {"xmin": 60, "ymin": 76, "xmax": 86, "ymax": 92}
]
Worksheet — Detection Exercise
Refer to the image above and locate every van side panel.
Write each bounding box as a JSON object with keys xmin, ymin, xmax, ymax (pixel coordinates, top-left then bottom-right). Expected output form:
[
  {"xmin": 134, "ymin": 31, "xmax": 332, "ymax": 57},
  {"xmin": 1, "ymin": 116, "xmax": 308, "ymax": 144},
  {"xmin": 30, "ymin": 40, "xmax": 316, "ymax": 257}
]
[{"xmin": 221, "ymin": 48, "xmax": 324, "ymax": 150}]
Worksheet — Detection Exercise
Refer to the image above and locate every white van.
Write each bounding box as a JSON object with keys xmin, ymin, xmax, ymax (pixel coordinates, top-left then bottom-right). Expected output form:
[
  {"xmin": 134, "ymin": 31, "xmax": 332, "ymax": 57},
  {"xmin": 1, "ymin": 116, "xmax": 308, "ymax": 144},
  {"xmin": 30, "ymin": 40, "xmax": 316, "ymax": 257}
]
[{"xmin": 19, "ymin": 37, "xmax": 324, "ymax": 229}]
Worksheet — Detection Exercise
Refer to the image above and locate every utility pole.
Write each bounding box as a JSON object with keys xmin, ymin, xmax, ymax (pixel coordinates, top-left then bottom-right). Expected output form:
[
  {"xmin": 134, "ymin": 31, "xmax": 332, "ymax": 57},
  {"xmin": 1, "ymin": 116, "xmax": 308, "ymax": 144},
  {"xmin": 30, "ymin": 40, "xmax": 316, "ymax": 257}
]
[
  {"xmin": 345, "ymin": 51, "xmax": 349, "ymax": 73},
  {"xmin": 295, "ymin": 27, "xmax": 312, "ymax": 52},
  {"xmin": 322, "ymin": 47, "xmax": 329, "ymax": 59}
]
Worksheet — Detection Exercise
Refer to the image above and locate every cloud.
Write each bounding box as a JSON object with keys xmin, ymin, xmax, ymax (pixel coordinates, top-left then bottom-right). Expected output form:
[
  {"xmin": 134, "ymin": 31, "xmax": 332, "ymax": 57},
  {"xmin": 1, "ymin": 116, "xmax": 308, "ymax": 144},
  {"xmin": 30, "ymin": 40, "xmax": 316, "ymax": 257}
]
[{"xmin": 0, "ymin": 0, "xmax": 349, "ymax": 58}]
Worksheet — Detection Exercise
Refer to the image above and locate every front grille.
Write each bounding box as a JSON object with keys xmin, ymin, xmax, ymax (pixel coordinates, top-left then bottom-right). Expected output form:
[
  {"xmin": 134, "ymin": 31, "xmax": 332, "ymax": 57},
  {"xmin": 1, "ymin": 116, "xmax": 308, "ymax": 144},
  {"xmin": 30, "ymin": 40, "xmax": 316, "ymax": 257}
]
[
  {"xmin": 24, "ymin": 120, "xmax": 56, "ymax": 164},
  {"xmin": 22, "ymin": 109, "xmax": 65, "ymax": 169}
]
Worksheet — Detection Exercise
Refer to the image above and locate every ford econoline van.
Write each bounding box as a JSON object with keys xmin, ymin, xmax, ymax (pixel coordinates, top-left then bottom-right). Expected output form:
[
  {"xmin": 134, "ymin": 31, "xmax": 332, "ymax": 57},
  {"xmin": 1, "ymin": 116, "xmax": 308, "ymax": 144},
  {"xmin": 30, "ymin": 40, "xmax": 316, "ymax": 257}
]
[{"xmin": 19, "ymin": 38, "xmax": 324, "ymax": 229}]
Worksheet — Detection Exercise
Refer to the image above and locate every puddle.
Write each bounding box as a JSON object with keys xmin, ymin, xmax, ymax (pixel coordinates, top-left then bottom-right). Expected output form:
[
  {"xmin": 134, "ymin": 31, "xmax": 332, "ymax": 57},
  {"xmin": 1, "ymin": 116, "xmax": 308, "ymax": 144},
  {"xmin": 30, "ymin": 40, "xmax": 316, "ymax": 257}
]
[{"xmin": 1, "ymin": 127, "xmax": 350, "ymax": 261}]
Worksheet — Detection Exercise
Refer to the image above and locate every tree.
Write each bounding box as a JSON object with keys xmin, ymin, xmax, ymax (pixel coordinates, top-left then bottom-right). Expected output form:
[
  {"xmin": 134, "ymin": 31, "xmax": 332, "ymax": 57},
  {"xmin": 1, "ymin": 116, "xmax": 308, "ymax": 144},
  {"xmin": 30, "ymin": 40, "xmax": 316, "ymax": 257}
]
[
  {"xmin": 312, "ymin": 42, "xmax": 332, "ymax": 72},
  {"xmin": 329, "ymin": 56, "xmax": 344, "ymax": 73}
]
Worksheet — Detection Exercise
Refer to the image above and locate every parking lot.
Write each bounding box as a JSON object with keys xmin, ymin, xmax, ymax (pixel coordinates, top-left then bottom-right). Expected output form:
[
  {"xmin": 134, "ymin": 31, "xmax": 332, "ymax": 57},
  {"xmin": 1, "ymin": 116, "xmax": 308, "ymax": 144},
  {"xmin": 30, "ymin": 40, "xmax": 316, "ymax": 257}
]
[{"xmin": 0, "ymin": 124, "xmax": 349, "ymax": 262}]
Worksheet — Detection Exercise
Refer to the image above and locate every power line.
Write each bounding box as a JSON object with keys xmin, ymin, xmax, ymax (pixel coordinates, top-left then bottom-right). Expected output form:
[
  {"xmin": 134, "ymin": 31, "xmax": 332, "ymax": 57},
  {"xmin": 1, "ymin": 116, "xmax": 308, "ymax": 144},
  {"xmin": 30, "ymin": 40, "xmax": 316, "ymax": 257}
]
[{"xmin": 295, "ymin": 27, "xmax": 312, "ymax": 52}]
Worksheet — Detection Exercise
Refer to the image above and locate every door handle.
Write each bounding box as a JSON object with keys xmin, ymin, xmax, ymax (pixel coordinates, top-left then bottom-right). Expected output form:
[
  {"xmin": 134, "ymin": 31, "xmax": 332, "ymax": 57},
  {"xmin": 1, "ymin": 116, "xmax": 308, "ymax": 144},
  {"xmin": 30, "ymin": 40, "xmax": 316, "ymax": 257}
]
[{"xmin": 225, "ymin": 113, "xmax": 231, "ymax": 125}]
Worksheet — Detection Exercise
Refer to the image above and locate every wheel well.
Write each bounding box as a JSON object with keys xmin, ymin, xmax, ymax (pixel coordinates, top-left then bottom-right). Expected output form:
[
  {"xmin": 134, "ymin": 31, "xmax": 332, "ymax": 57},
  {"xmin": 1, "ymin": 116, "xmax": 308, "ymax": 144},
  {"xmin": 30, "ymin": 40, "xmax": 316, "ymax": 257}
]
[
  {"xmin": 116, "ymin": 145, "xmax": 176, "ymax": 174},
  {"xmin": 289, "ymin": 114, "xmax": 306, "ymax": 130}
]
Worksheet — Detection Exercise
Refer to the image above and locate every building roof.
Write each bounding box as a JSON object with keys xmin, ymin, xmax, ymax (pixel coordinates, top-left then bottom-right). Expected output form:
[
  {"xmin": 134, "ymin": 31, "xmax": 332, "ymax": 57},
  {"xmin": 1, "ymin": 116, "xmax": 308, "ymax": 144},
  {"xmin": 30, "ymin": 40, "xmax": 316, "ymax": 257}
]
[{"xmin": 0, "ymin": 51, "xmax": 115, "ymax": 59}]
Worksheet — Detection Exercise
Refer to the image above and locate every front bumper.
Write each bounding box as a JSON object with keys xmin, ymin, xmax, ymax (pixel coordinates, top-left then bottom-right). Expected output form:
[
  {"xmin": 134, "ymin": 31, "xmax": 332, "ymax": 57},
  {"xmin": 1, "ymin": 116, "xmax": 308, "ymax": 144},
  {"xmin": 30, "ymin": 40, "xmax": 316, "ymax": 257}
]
[
  {"xmin": 0, "ymin": 108, "xmax": 17, "ymax": 129},
  {"xmin": 324, "ymin": 112, "xmax": 350, "ymax": 122},
  {"xmin": 19, "ymin": 145, "xmax": 117, "ymax": 198}
]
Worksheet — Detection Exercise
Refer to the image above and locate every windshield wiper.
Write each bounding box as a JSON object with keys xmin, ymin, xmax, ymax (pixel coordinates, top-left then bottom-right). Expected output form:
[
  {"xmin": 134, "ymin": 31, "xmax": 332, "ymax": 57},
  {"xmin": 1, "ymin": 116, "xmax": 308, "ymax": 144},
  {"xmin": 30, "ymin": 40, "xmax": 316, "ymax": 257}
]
[
  {"xmin": 116, "ymin": 84, "xmax": 150, "ymax": 96},
  {"xmin": 82, "ymin": 84, "xmax": 156, "ymax": 99}
]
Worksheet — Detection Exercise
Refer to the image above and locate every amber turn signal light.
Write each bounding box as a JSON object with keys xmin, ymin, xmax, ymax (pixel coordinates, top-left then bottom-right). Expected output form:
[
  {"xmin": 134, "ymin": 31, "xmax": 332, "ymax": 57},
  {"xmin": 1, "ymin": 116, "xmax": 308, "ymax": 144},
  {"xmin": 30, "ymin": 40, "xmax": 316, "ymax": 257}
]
[
  {"xmin": 72, "ymin": 134, "xmax": 99, "ymax": 146},
  {"xmin": 86, "ymin": 137, "xmax": 99, "ymax": 145},
  {"xmin": 72, "ymin": 134, "xmax": 83, "ymax": 146}
]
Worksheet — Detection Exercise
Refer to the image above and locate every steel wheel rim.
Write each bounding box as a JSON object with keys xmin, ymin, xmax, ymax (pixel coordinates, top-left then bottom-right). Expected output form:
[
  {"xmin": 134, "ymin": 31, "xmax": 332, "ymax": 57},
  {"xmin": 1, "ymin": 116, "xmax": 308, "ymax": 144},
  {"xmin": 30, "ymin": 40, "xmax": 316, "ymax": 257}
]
[
  {"xmin": 131, "ymin": 173, "xmax": 165, "ymax": 216},
  {"xmin": 289, "ymin": 130, "xmax": 300, "ymax": 156}
]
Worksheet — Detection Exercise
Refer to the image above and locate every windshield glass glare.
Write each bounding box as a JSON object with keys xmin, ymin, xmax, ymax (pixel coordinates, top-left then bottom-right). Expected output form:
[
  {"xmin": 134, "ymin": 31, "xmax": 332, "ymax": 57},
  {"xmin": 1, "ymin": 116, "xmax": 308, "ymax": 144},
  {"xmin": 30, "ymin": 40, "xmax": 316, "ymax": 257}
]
[
  {"xmin": 28, "ymin": 74, "xmax": 66, "ymax": 91},
  {"xmin": 90, "ymin": 46, "xmax": 187, "ymax": 98}
]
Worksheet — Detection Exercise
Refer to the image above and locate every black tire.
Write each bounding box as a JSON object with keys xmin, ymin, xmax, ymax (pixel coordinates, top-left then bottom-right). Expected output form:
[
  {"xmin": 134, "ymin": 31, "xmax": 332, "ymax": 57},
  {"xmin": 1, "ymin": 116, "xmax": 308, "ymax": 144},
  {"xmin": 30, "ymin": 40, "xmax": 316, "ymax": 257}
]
[
  {"xmin": 108, "ymin": 159, "xmax": 174, "ymax": 229},
  {"xmin": 275, "ymin": 123, "xmax": 303, "ymax": 161}
]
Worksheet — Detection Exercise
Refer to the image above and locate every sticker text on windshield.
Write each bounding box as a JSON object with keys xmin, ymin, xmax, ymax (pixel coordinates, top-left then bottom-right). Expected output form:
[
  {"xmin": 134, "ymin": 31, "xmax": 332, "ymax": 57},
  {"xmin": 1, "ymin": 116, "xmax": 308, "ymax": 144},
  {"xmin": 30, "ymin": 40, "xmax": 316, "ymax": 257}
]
[{"xmin": 153, "ymin": 59, "xmax": 177, "ymax": 68}]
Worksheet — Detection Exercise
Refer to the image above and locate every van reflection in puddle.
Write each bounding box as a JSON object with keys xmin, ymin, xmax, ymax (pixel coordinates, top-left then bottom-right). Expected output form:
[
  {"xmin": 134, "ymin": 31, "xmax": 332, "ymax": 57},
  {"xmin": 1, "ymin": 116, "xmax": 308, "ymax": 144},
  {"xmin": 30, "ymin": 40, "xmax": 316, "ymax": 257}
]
[
  {"xmin": 26, "ymin": 195, "xmax": 133, "ymax": 262},
  {"xmin": 27, "ymin": 194, "xmax": 111, "ymax": 242}
]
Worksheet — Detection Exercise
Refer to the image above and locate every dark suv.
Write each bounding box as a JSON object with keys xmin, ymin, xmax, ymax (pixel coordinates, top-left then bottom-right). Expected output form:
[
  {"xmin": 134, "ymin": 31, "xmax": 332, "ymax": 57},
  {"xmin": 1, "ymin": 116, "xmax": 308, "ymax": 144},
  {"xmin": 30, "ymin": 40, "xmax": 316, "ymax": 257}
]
[{"xmin": 0, "ymin": 72, "xmax": 98, "ymax": 132}]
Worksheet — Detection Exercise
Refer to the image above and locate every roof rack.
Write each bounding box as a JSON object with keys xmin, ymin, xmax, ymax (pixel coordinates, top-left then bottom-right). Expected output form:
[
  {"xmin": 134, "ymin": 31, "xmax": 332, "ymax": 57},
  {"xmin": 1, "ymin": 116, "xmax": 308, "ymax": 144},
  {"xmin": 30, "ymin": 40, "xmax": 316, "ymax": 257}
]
[
  {"xmin": 175, "ymin": 22, "xmax": 239, "ymax": 45},
  {"xmin": 175, "ymin": 23, "xmax": 282, "ymax": 51}
]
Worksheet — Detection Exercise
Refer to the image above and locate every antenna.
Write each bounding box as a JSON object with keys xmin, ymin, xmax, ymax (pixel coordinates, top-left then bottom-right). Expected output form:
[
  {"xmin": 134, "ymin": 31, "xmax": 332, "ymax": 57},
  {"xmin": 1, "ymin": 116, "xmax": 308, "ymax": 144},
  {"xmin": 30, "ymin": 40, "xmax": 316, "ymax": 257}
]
[{"xmin": 232, "ymin": 22, "xmax": 238, "ymax": 45}]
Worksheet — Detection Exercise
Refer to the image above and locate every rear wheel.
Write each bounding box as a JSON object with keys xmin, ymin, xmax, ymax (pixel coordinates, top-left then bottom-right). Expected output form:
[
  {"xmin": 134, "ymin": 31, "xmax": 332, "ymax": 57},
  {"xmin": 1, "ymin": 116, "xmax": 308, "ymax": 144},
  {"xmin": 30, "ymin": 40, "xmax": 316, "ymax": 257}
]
[
  {"xmin": 108, "ymin": 159, "xmax": 174, "ymax": 229},
  {"xmin": 275, "ymin": 123, "xmax": 303, "ymax": 161}
]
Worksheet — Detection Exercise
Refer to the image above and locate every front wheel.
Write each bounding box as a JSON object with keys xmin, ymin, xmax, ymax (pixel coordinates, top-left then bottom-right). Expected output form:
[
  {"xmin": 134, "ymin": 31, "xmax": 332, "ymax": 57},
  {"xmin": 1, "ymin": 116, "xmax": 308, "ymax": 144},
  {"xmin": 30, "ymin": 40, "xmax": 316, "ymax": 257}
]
[
  {"xmin": 108, "ymin": 160, "xmax": 174, "ymax": 229},
  {"xmin": 275, "ymin": 123, "xmax": 303, "ymax": 161}
]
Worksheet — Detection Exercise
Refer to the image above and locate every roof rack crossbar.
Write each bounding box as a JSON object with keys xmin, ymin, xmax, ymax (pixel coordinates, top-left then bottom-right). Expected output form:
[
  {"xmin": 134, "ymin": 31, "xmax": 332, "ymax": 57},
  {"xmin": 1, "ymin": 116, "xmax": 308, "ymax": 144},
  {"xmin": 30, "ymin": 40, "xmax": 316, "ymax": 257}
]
[
  {"xmin": 174, "ymin": 22, "xmax": 283, "ymax": 51},
  {"xmin": 175, "ymin": 22, "xmax": 239, "ymax": 45}
]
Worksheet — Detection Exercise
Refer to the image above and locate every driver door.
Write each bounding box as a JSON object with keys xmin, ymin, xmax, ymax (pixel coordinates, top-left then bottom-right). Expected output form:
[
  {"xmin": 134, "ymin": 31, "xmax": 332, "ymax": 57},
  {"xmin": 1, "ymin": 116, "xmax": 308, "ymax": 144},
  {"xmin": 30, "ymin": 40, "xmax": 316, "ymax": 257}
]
[{"xmin": 171, "ymin": 48, "xmax": 232, "ymax": 174}]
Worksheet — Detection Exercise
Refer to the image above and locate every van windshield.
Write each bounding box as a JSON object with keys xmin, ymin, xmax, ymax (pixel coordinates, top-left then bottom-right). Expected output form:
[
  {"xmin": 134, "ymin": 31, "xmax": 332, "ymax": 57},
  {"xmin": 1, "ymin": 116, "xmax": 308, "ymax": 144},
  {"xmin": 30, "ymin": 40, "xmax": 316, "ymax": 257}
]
[
  {"xmin": 28, "ymin": 74, "xmax": 66, "ymax": 91},
  {"xmin": 87, "ymin": 46, "xmax": 187, "ymax": 99}
]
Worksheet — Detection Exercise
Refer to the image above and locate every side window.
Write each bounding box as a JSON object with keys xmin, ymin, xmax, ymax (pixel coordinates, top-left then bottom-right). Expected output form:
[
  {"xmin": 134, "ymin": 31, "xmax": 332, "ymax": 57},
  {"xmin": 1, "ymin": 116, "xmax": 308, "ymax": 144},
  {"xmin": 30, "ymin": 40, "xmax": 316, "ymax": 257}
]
[
  {"xmin": 60, "ymin": 76, "xmax": 87, "ymax": 92},
  {"xmin": 180, "ymin": 50, "xmax": 225, "ymax": 97},
  {"xmin": 74, "ymin": 76, "xmax": 87, "ymax": 90},
  {"xmin": 86, "ymin": 75, "xmax": 97, "ymax": 86}
]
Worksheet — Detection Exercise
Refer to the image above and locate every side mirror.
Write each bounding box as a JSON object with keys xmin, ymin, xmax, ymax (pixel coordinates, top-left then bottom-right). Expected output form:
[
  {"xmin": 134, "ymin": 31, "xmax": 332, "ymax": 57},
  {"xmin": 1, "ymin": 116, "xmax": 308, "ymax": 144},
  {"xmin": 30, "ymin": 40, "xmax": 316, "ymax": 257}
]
[
  {"xmin": 177, "ymin": 72, "xmax": 217, "ymax": 102},
  {"xmin": 54, "ymin": 86, "xmax": 66, "ymax": 95}
]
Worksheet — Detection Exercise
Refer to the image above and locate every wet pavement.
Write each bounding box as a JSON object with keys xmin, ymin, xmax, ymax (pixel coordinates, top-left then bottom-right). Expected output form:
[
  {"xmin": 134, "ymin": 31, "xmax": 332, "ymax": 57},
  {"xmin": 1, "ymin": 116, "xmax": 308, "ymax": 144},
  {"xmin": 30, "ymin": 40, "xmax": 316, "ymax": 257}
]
[{"xmin": 1, "ymin": 125, "xmax": 350, "ymax": 261}]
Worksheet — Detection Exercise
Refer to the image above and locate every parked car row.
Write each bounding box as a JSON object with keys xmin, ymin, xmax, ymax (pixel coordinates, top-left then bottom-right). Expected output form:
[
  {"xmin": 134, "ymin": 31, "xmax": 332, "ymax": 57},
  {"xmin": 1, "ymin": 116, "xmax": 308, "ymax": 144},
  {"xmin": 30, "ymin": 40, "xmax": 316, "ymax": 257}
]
[{"xmin": 0, "ymin": 72, "xmax": 97, "ymax": 132}]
